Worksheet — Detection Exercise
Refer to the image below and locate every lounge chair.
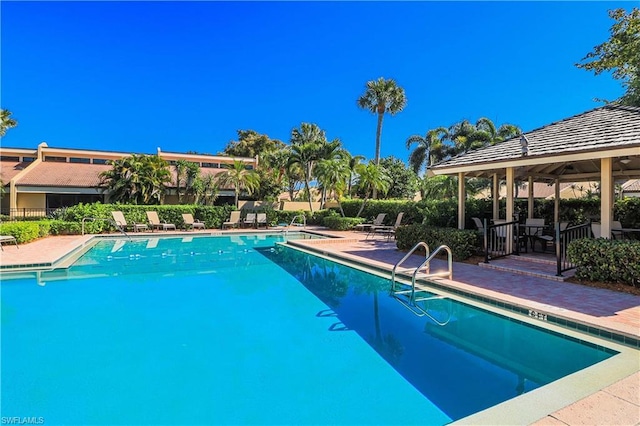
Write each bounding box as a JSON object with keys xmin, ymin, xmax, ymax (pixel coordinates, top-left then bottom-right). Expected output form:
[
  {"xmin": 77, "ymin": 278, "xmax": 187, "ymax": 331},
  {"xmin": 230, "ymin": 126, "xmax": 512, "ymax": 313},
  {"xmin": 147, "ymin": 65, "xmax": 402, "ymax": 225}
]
[
  {"xmin": 111, "ymin": 211, "xmax": 148, "ymax": 232},
  {"xmin": 242, "ymin": 213, "xmax": 256, "ymax": 228},
  {"xmin": 256, "ymin": 213, "xmax": 268, "ymax": 228},
  {"xmin": 222, "ymin": 211, "xmax": 241, "ymax": 229},
  {"xmin": 146, "ymin": 211, "xmax": 176, "ymax": 231},
  {"xmin": 354, "ymin": 213, "xmax": 387, "ymax": 232},
  {"xmin": 0, "ymin": 235, "xmax": 19, "ymax": 251},
  {"xmin": 368, "ymin": 212, "xmax": 404, "ymax": 241},
  {"xmin": 182, "ymin": 213, "xmax": 205, "ymax": 231}
]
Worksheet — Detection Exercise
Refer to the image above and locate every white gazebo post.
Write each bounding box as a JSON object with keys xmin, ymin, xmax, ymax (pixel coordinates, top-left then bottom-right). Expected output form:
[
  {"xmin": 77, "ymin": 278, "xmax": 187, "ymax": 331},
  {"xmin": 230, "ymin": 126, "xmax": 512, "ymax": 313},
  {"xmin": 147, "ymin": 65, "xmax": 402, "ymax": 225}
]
[
  {"xmin": 528, "ymin": 176, "xmax": 534, "ymax": 219},
  {"xmin": 601, "ymin": 157, "xmax": 613, "ymax": 239},
  {"xmin": 458, "ymin": 172, "xmax": 466, "ymax": 229},
  {"xmin": 493, "ymin": 173, "xmax": 500, "ymax": 220},
  {"xmin": 506, "ymin": 167, "xmax": 515, "ymax": 252}
]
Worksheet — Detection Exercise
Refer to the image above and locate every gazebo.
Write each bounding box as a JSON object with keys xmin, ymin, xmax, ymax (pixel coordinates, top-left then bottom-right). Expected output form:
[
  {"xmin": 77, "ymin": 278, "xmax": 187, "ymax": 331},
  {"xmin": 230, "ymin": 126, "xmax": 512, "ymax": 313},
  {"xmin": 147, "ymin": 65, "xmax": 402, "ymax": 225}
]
[{"xmin": 430, "ymin": 105, "xmax": 640, "ymax": 240}]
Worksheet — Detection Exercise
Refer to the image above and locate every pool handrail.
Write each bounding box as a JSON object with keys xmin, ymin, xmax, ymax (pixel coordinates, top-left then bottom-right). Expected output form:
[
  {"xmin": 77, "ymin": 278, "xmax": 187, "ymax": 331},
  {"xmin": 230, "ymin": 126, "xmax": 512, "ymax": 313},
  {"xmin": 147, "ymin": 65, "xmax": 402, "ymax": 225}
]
[{"xmin": 82, "ymin": 217, "xmax": 132, "ymax": 241}]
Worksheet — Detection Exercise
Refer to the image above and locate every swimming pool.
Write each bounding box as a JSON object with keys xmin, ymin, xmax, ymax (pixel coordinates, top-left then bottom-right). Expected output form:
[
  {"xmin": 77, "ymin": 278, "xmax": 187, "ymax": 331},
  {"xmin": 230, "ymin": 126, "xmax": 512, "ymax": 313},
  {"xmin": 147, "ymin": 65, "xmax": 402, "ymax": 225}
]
[{"xmin": 0, "ymin": 235, "xmax": 632, "ymax": 424}]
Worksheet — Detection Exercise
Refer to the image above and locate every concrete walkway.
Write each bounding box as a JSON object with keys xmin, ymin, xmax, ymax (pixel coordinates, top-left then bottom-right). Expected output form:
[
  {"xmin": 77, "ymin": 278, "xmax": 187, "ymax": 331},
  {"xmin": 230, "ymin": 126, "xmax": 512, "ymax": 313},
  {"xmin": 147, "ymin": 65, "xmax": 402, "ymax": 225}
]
[{"xmin": 1, "ymin": 229, "xmax": 639, "ymax": 425}]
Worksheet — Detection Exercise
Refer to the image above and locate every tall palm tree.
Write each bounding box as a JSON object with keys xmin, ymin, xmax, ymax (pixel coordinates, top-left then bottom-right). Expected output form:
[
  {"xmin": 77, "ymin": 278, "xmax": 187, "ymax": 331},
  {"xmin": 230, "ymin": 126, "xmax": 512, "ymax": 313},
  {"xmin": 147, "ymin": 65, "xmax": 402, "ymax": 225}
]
[
  {"xmin": 357, "ymin": 77, "xmax": 407, "ymax": 165},
  {"xmin": 0, "ymin": 109, "xmax": 18, "ymax": 137},
  {"xmin": 346, "ymin": 153, "xmax": 365, "ymax": 197},
  {"xmin": 174, "ymin": 159, "xmax": 188, "ymax": 203},
  {"xmin": 216, "ymin": 160, "xmax": 260, "ymax": 208},
  {"xmin": 354, "ymin": 162, "xmax": 391, "ymax": 217},
  {"xmin": 405, "ymin": 127, "xmax": 450, "ymax": 174}
]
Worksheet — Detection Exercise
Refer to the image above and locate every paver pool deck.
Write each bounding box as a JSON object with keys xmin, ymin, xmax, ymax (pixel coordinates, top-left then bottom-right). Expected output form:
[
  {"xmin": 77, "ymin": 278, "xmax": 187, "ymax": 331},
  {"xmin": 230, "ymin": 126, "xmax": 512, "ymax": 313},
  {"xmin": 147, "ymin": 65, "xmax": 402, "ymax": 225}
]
[{"xmin": 1, "ymin": 229, "xmax": 638, "ymax": 425}]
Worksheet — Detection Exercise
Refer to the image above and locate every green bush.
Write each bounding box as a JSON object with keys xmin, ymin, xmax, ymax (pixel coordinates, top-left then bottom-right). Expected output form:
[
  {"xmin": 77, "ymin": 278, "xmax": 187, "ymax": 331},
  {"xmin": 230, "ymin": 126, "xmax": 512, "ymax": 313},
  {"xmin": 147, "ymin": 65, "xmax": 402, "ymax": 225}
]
[
  {"xmin": 48, "ymin": 220, "xmax": 82, "ymax": 235},
  {"xmin": 567, "ymin": 238, "xmax": 640, "ymax": 286},
  {"xmin": 322, "ymin": 216, "xmax": 365, "ymax": 231},
  {"xmin": 0, "ymin": 222, "xmax": 41, "ymax": 243},
  {"xmin": 395, "ymin": 224, "xmax": 481, "ymax": 261}
]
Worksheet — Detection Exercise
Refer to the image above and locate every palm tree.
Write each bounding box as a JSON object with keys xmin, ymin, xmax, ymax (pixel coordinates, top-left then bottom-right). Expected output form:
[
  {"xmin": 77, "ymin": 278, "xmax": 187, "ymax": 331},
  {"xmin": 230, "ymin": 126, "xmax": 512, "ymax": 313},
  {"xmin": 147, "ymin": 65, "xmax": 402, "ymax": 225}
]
[
  {"xmin": 216, "ymin": 160, "xmax": 260, "ymax": 208},
  {"xmin": 287, "ymin": 123, "xmax": 334, "ymax": 212},
  {"xmin": 405, "ymin": 127, "xmax": 450, "ymax": 174},
  {"xmin": 354, "ymin": 162, "xmax": 391, "ymax": 217},
  {"xmin": 315, "ymin": 158, "xmax": 350, "ymax": 216},
  {"xmin": 174, "ymin": 159, "xmax": 188, "ymax": 203},
  {"xmin": 346, "ymin": 153, "xmax": 365, "ymax": 197},
  {"xmin": 357, "ymin": 77, "xmax": 407, "ymax": 166},
  {"xmin": 99, "ymin": 154, "xmax": 171, "ymax": 204},
  {"xmin": 0, "ymin": 109, "xmax": 18, "ymax": 137}
]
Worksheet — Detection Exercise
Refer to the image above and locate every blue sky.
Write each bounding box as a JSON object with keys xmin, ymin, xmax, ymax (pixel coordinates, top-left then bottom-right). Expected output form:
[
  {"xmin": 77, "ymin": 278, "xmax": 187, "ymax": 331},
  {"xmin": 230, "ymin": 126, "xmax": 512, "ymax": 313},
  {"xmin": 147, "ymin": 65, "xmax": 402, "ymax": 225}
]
[{"xmin": 0, "ymin": 1, "xmax": 632, "ymax": 163}]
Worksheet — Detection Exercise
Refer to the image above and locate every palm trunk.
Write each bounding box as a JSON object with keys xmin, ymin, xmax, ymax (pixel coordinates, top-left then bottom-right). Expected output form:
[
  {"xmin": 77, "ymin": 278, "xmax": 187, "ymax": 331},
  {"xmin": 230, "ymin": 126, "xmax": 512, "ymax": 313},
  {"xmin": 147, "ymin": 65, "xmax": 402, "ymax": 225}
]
[
  {"xmin": 356, "ymin": 195, "xmax": 369, "ymax": 217},
  {"xmin": 373, "ymin": 111, "xmax": 384, "ymax": 199},
  {"xmin": 304, "ymin": 179, "xmax": 314, "ymax": 213},
  {"xmin": 338, "ymin": 199, "xmax": 345, "ymax": 217}
]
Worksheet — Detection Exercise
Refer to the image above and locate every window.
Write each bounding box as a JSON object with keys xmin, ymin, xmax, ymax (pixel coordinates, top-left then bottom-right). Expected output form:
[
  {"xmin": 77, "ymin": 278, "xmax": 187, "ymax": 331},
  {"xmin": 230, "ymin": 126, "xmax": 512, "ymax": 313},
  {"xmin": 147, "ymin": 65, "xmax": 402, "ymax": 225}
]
[
  {"xmin": 70, "ymin": 157, "xmax": 91, "ymax": 164},
  {"xmin": 201, "ymin": 162, "xmax": 219, "ymax": 168},
  {"xmin": 46, "ymin": 194, "xmax": 104, "ymax": 209},
  {"xmin": 23, "ymin": 157, "xmax": 35, "ymax": 162},
  {"xmin": 44, "ymin": 156, "xmax": 67, "ymax": 162},
  {"xmin": 0, "ymin": 156, "xmax": 20, "ymax": 162},
  {"xmin": 92, "ymin": 159, "xmax": 108, "ymax": 165}
]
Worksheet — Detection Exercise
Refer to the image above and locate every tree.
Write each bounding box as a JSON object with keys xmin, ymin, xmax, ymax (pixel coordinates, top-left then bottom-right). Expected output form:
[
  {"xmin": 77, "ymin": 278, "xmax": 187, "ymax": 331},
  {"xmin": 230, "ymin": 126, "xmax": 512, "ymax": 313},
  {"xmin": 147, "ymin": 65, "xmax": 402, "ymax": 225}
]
[
  {"xmin": 357, "ymin": 77, "xmax": 407, "ymax": 165},
  {"xmin": 315, "ymin": 157, "xmax": 350, "ymax": 216},
  {"xmin": 99, "ymin": 154, "xmax": 171, "ymax": 204},
  {"xmin": 405, "ymin": 127, "xmax": 450, "ymax": 175},
  {"xmin": 420, "ymin": 175, "xmax": 458, "ymax": 200},
  {"xmin": 0, "ymin": 109, "xmax": 18, "ymax": 137},
  {"xmin": 378, "ymin": 156, "xmax": 419, "ymax": 199},
  {"xmin": 577, "ymin": 8, "xmax": 640, "ymax": 106},
  {"xmin": 346, "ymin": 153, "xmax": 365, "ymax": 197},
  {"xmin": 354, "ymin": 162, "xmax": 392, "ymax": 217},
  {"xmin": 222, "ymin": 129, "xmax": 286, "ymax": 158},
  {"xmin": 216, "ymin": 160, "xmax": 260, "ymax": 208},
  {"xmin": 287, "ymin": 123, "xmax": 339, "ymax": 212},
  {"xmin": 174, "ymin": 160, "xmax": 188, "ymax": 203}
]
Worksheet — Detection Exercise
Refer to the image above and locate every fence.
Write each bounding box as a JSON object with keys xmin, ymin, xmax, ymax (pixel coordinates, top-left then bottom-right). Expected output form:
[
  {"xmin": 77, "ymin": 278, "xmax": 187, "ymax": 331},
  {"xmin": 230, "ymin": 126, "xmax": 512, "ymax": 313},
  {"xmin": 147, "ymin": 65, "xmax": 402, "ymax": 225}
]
[
  {"xmin": 0, "ymin": 208, "xmax": 58, "ymax": 219},
  {"xmin": 484, "ymin": 220, "xmax": 522, "ymax": 263},
  {"xmin": 556, "ymin": 222, "xmax": 592, "ymax": 276}
]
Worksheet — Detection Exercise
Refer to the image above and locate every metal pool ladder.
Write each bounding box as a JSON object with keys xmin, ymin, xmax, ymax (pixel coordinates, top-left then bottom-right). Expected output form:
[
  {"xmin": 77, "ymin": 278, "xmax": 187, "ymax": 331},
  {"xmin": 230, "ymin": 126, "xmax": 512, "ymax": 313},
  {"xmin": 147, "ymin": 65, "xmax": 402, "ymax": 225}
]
[
  {"xmin": 82, "ymin": 217, "xmax": 132, "ymax": 241},
  {"xmin": 390, "ymin": 242, "xmax": 453, "ymax": 323}
]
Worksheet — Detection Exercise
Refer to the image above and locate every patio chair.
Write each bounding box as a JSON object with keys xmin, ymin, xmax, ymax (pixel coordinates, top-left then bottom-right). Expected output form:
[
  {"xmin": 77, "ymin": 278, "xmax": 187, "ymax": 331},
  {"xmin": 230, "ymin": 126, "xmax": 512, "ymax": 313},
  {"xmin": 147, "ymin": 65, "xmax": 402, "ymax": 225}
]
[
  {"xmin": 256, "ymin": 213, "xmax": 268, "ymax": 228},
  {"xmin": 524, "ymin": 218, "xmax": 545, "ymax": 250},
  {"xmin": 146, "ymin": 211, "xmax": 176, "ymax": 231},
  {"xmin": 111, "ymin": 211, "xmax": 148, "ymax": 232},
  {"xmin": 221, "ymin": 211, "xmax": 241, "ymax": 229},
  {"xmin": 182, "ymin": 213, "xmax": 206, "ymax": 231},
  {"xmin": 535, "ymin": 222, "xmax": 569, "ymax": 252},
  {"xmin": 591, "ymin": 223, "xmax": 601, "ymax": 238},
  {"xmin": 0, "ymin": 235, "xmax": 19, "ymax": 251},
  {"xmin": 354, "ymin": 213, "xmax": 387, "ymax": 232},
  {"xmin": 242, "ymin": 213, "xmax": 256, "ymax": 228},
  {"xmin": 472, "ymin": 217, "xmax": 484, "ymax": 234},
  {"xmin": 368, "ymin": 212, "xmax": 404, "ymax": 241},
  {"xmin": 612, "ymin": 221, "xmax": 623, "ymax": 240}
]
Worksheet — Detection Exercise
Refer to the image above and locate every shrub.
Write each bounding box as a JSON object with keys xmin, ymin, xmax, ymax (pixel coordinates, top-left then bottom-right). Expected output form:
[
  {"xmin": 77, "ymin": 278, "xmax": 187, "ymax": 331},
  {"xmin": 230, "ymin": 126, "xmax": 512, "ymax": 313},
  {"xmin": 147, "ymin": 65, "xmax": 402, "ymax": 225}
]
[
  {"xmin": 48, "ymin": 220, "xmax": 82, "ymax": 235},
  {"xmin": 322, "ymin": 216, "xmax": 365, "ymax": 231},
  {"xmin": 0, "ymin": 222, "xmax": 41, "ymax": 243},
  {"xmin": 567, "ymin": 238, "xmax": 640, "ymax": 286},
  {"xmin": 395, "ymin": 224, "xmax": 481, "ymax": 261}
]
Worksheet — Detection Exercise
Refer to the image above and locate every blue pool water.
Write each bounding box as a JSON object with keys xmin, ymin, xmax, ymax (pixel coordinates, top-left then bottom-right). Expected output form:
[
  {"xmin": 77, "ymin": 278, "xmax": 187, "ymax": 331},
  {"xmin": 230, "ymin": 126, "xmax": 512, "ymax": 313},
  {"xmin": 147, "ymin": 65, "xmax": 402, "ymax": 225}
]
[{"xmin": 1, "ymin": 235, "xmax": 616, "ymax": 425}]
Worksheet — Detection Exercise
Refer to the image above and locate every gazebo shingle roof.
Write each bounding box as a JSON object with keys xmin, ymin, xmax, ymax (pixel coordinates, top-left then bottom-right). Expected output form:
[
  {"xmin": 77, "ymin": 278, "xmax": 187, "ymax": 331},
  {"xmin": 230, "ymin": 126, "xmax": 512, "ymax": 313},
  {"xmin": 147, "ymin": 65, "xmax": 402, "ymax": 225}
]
[{"xmin": 431, "ymin": 105, "xmax": 640, "ymax": 171}]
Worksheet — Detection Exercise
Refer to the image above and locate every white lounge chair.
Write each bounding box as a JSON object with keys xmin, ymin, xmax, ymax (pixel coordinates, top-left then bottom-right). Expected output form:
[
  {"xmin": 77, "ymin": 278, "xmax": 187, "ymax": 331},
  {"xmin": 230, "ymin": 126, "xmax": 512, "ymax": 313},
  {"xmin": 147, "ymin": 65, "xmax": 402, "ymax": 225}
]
[
  {"xmin": 146, "ymin": 211, "xmax": 176, "ymax": 231},
  {"xmin": 256, "ymin": 213, "xmax": 268, "ymax": 228},
  {"xmin": 222, "ymin": 211, "xmax": 241, "ymax": 229},
  {"xmin": 368, "ymin": 212, "xmax": 404, "ymax": 241},
  {"xmin": 111, "ymin": 211, "xmax": 148, "ymax": 232},
  {"xmin": 242, "ymin": 213, "xmax": 256, "ymax": 228},
  {"xmin": 182, "ymin": 213, "xmax": 205, "ymax": 231},
  {"xmin": 354, "ymin": 213, "xmax": 387, "ymax": 232},
  {"xmin": 0, "ymin": 235, "xmax": 18, "ymax": 251}
]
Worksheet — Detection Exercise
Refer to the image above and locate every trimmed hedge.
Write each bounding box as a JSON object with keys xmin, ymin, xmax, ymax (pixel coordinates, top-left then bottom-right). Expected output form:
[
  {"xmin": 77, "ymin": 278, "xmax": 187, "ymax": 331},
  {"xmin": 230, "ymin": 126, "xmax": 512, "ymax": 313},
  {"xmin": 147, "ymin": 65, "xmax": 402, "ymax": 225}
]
[
  {"xmin": 323, "ymin": 216, "xmax": 365, "ymax": 231},
  {"xmin": 567, "ymin": 238, "xmax": 640, "ymax": 286},
  {"xmin": 0, "ymin": 222, "xmax": 41, "ymax": 243},
  {"xmin": 395, "ymin": 224, "xmax": 481, "ymax": 261}
]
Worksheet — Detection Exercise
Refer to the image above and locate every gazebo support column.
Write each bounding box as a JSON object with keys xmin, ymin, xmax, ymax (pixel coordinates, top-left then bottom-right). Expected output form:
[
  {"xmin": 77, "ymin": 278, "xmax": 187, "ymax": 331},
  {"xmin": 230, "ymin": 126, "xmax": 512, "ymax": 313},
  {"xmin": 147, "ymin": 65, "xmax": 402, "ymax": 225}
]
[
  {"xmin": 554, "ymin": 178, "xmax": 560, "ymax": 224},
  {"xmin": 601, "ymin": 158, "xmax": 613, "ymax": 239},
  {"xmin": 492, "ymin": 173, "xmax": 499, "ymax": 220},
  {"xmin": 506, "ymin": 167, "xmax": 514, "ymax": 252},
  {"xmin": 528, "ymin": 176, "xmax": 534, "ymax": 219},
  {"xmin": 458, "ymin": 172, "xmax": 466, "ymax": 230}
]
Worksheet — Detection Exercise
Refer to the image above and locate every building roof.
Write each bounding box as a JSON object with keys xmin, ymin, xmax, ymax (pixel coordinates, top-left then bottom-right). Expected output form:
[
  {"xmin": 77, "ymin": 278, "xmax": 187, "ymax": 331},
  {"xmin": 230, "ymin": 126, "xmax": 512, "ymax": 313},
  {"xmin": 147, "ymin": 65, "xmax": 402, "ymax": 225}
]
[
  {"xmin": 16, "ymin": 162, "xmax": 112, "ymax": 187},
  {"xmin": 1, "ymin": 161, "xmax": 31, "ymax": 184},
  {"xmin": 622, "ymin": 179, "xmax": 640, "ymax": 192},
  {"xmin": 430, "ymin": 105, "xmax": 640, "ymax": 181}
]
